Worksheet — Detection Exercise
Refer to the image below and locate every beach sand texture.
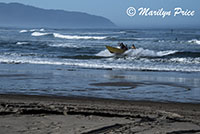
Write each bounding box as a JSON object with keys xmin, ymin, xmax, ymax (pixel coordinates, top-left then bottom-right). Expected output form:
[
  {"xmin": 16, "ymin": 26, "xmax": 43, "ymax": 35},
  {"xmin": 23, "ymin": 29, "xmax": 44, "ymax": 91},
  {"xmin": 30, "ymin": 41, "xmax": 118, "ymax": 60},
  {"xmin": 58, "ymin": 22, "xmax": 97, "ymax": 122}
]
[{"xmin": 0, "ymin": 94, "xmax": 200, "ymax": 134}]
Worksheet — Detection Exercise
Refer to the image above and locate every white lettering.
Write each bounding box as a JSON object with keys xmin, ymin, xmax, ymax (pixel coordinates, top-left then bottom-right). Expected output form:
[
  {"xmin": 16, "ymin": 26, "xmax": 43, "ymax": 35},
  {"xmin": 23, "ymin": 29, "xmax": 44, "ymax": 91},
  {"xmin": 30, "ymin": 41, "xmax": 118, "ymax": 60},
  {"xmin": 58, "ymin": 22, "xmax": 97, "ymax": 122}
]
[
  {"xmin": 138, "ymin": 8, "xmax": 149, "ymax": 16},
  {"xmin": 138, "ymin": 7, "xmax": 171, "ymax": 18},
  {"xmin": 135, "ymin": 7, "xmax": 195, "ymax": 18},
  {"xmin": 174, "ymin": 7, "xmax": 195, "ymax": 16}
]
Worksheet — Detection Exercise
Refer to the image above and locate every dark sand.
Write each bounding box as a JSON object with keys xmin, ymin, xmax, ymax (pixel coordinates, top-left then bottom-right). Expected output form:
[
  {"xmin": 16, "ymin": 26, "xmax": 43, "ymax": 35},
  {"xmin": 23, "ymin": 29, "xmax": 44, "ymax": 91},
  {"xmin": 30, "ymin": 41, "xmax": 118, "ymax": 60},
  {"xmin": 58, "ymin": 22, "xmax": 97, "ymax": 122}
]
[{"xmin": 0, "ymin": 94, "xmax": 200, "ymax": 134}]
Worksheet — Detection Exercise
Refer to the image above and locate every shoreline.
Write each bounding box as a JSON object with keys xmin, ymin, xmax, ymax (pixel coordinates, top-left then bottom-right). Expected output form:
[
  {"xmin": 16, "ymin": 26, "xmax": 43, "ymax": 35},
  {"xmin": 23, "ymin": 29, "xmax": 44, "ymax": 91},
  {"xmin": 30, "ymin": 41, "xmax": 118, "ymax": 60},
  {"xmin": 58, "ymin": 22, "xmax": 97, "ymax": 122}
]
[
  {"xmin": 1, "ymin": 63, "xmax": 200, "ymax": 103},
  {"xmin": 0, "ymin": 94, "xmax": 200, "ymax": 134},
  {"xmin": 1, "ymin": 93, "xmax": 200, "ymax": 104}
]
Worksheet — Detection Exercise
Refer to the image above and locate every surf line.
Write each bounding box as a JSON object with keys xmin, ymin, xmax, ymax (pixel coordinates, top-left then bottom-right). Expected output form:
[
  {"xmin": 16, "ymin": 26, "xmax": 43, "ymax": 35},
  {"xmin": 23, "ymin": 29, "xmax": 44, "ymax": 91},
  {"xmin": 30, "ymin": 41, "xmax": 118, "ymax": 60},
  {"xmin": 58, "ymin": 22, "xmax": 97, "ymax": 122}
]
[{"xmin": 138, "ymin": 7, "xmax": 195, "ymax": 18}]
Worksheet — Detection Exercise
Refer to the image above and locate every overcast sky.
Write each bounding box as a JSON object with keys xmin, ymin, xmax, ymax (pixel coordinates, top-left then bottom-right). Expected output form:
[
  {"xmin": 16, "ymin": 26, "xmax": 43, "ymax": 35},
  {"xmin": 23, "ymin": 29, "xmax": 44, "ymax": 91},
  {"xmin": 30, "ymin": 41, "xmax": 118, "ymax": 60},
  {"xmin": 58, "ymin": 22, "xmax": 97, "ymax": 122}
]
[{"xmin": 0, "ymin": 0, "xmax": 199, "ymax": 28}]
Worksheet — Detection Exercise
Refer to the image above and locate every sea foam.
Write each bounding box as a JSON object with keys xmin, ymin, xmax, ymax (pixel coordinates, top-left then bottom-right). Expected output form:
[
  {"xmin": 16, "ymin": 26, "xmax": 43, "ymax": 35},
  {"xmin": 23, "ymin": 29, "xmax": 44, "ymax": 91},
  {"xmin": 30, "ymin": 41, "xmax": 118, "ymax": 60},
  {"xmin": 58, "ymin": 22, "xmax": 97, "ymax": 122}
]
[
  {"xmin": 125, "ymin": 48, "xmax": 177, "ymax": 57},
  {"xmin": 96, "ymin": 48, "xmax": 177, "ymax": 58},
  {"xmin": 49, "ymin": 43, "xmax": 81, "ymax": 48},
  {"xmin": 16, "ymin": 42, "xmax": 29, "ymax": 45},
  {"xmin": 31, "ymin": 32, "xmax": 50, "ymax": 37},
  {"xmin": 53, "ymin": 33, "xmax": 106, "ymax": 40},
  {"xmin": 1, "ymin": 55, "xmax": 200, "ymax": 72},
  {"xmin": 19, "ymin": 30, "xmax": 28, "ymax": 33},
  {"xmin": 20, "ymin": 29, "xmax": 45, "ymax": 33},
  {"xmin": 188, "ymin": 39, "xmax": 200, "ymax": 45}
]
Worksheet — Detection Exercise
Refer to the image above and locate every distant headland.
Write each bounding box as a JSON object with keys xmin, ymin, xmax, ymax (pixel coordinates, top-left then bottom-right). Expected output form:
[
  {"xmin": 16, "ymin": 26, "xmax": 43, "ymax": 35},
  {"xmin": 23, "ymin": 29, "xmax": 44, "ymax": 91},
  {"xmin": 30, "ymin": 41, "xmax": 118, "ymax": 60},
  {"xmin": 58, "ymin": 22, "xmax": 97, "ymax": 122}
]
[{"xmin": 0, "ymin": 2, "xmax": 116, "ymax": 28}]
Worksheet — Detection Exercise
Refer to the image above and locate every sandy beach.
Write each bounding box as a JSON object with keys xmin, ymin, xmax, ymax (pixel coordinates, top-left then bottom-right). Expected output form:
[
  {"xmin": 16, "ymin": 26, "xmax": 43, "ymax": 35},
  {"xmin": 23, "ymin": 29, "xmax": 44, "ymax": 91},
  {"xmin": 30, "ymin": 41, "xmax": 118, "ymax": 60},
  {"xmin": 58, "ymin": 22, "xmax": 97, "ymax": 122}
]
[
  {"xmin": 0, "ymin": 1, "xmax": 200, "ymax": 134},
  {"xmin": 0, "ymin": 94, "xmax": 200, "ymax": 134}
]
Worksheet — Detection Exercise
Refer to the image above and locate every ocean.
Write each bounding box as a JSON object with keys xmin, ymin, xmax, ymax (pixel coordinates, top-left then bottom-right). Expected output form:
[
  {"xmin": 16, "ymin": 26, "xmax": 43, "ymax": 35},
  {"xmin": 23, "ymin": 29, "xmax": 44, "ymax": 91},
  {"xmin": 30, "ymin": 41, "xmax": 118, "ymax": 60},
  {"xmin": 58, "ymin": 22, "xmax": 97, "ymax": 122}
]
[{"xmin": 0, "ymin": 27, "xmax": 200, "ymax": 103}]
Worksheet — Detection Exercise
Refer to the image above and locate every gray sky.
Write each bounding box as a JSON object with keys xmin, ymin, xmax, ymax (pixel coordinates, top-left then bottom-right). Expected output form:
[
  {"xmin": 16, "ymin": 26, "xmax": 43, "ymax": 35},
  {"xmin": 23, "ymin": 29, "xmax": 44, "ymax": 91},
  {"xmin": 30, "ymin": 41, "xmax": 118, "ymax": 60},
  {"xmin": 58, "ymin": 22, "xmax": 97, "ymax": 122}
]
[{"xmin": 0, "ymin": 0, "xmax": 199, "ymax": 28}]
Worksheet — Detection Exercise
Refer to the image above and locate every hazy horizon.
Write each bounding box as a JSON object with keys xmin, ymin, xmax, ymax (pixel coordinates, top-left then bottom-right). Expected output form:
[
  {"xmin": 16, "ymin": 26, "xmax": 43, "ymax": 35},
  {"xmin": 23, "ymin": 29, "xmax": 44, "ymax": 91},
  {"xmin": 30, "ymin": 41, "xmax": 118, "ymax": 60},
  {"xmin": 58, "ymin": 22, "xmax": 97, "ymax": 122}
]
[{"xmin": 0, "ymin": 0, "xmax": 199, "ymax": 29}]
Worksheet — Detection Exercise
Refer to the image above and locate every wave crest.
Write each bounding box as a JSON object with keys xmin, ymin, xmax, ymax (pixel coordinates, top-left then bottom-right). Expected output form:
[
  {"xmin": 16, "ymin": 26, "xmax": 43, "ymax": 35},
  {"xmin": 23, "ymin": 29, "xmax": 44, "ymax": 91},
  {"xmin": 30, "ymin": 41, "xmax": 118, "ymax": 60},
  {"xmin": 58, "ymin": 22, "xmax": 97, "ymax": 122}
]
[
  {"xmin": 125, "ymin": 48, "xmax": 177, "ymax": 57},
  {"xmin": 31, "ymin": 32, "xmax": 51, "ymax": 37},
  {"xmin": 96, "ymin": 47, "xmax": 177, "ymax": 58},
  {"xmin": 53, "ymin": 33, "xmax": 106, "ymax": 40},
  {"xmin": 16, "ymin": 42, "xmax": 29, "ymax": 45},
  {"xmin": 188, "ymin": 39, "xmax": 200, "ymax": 45},
  {"xmin": 1, "ymin": 56, "xmax": 200, "ymax": 72},
  {"xmin": 19, "ymin": 30, "xmax": 28, "ymax": 33},
  {"xmin": 49, "ymin": 43, "xmax": 81, "ymax": 48},
  {"xmin": 20, "ymin": 28, "xmax": 45, "ymax": 33}
]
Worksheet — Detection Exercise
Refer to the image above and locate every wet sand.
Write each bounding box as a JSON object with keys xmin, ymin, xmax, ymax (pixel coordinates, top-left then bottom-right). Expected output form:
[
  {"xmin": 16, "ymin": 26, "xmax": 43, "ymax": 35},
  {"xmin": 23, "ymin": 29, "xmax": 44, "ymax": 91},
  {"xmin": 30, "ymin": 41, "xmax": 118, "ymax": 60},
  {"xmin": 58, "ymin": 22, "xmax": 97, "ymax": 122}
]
[
  {"xmin": 1, "ymin": 64, "xmax": 200, "ymax": 103},
  {"xmin": 0, "ymin": 94, "xmax": 200, "ymax": 134}
]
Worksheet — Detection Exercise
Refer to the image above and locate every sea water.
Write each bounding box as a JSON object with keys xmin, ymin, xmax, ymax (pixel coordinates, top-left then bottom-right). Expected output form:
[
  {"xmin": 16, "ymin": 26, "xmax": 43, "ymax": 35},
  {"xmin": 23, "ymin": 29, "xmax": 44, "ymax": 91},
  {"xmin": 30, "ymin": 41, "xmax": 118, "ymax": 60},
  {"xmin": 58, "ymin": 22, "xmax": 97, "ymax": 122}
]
[{"xmin": 0, "ymin": 28, "xmax": 200, "ymax": 103}]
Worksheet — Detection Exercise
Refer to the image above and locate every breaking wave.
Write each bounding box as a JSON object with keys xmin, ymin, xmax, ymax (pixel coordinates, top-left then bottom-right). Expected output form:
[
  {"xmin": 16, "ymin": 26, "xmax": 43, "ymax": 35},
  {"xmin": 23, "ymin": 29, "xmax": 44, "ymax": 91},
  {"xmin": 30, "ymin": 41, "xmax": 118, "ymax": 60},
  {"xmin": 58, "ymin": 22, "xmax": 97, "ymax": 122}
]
[
  {"xmin": 96, "ymin": 49, "xmax": 114, "ymax": 57},
  {"xmin": 31, "ymin": 32, "xmax": 51, "ymax": 37},
  {"xmin": 124, "ymin": 48, "xmax": 177, "ymax": 57},
  {"xmin": 188, "ymin": 39, "xmax": 200, "ymax": 45},
  {"xmin": 0, "ymin": 55, "xmax": 200, "ymax": 72},
  {"xmin": 96, "ymin": 48, "xmax": 177, "ymax": 58},
  {"xmin": 16, "ymin": 42, "xmax": 29, "ymax": 45},
  {"xmin": 48, "ymin": 43, "xmax": 82, "ymax": 48},
  {"xmin": 19, "ymin": 30, "xmax": 28, "ymax": 33},
  {"xmin": 53, "ymin": 33, "xmax": 106, "ymax": 40},
  {"xmin": 29, "ymin": 32, "xmax": 106, "ymax": 40},
  {"xmin": 20, "ymin": 29, "xmax": 45, "ymax": 33}
]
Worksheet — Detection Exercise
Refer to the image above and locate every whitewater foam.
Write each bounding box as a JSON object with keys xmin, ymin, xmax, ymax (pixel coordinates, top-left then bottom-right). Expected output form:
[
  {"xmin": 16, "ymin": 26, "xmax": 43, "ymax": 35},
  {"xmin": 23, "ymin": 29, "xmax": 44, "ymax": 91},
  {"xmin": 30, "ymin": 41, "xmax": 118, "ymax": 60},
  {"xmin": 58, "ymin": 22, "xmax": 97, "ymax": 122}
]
[
  {"xmin": 188, "ymin": 39, "xmax": 200, "ymax": 45},
  {"xmin": 124, "ymin": 48, "xmax": 177, "ymax": 57},
  {"xmin": 39, "ymin": 28, "xmax": 45, "ymax": 32},
  {"xmin": 1, "ymin": 55, "xmax": 200, "ymax": 72},
  {"xmin": 97, "ymin": 48, "xmax": 177, "ymax": 58},
  {"xmin": 29, "ymin": 29, "xmax": 37, "ymax": 32},
  {"xmin": 16, "ymin": 42, "xmax": 29, "ymax": 45},
  {"xmin": 30, "ymin": 29, "xmax": 45, "ymax": 32},
  {"xmin": 49, "ymin": 43, "xmax": 82, "ymax": 48},
  {"xmin": 169, "ymin": 58, "xmax": 200, "ymax": 64},
  {"xmin": 20, "ymin": 29, "xmax": 45, "ymax": 33},
  {"xmin": 19, "ymin": 30, "xmax": 28, "ymax": 33},
  {"xmin": 96, "ymin": 49, "xmax": 114, "ymax": 57},
  {"xmin": 53, "ymin": 33, "xmax": 106, "ymax": 40},
  {"xmin": 31, "ymin": 32, "xmax": 50, "ymax": 37}
]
